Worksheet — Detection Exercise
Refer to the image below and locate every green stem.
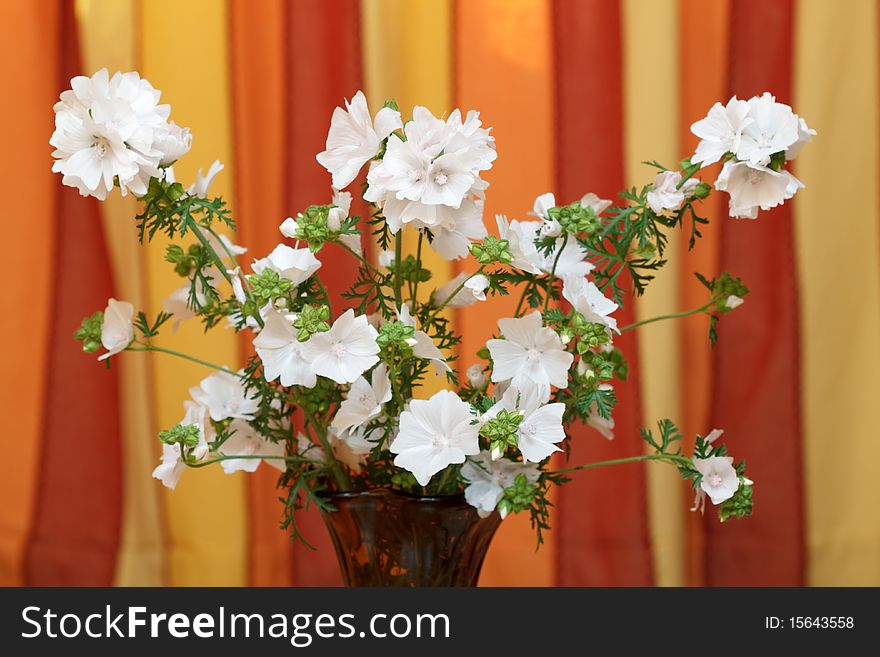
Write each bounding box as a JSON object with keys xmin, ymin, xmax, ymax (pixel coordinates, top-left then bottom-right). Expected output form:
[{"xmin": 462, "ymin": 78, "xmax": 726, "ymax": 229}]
[
  {"xmin": 188, "ymin": 453, "xmax": 323, "ymax": 468},
  {"xmin": 393, "ymin": 231, "xmax": 404, "ymax": 309},
  {"xmin": 619, "ymin": 299, "xmax": 715, "ymax": 332},
  {"xmin": 305, "ymin": 417, "xmax": 352, "ymax": 492},
  {"xmin": 513, "ymin": 279, "xmax": 533, "ymax": 317},
  {"xmin": 433, "ymin": 466, "xmax": 454, "ymax": 496},
  {"xmin": 185, "ymin": 216, "xmax": 234, "ymax": 287},
  {"xmin": 338, "ymin": 241, "xmax": 384, "ymax": 277},
  {"xmin": 313, "ymin": 276, "xmax": 333, "ymax": 318},
  {"xmin": 411, "ymin": 231, "xmax": 424, "ymax": 308},
  {"xmin": 554, "ymin": 452, "xmax": 691, "ymax": 476},
  {"xmin": 202, "ymin": 223, "xmax": 265, "ymax": 329},
  {"xmin": 543, "ymin": 233, "xmax": 568, "ymax": 312},
  {"xmin": 128, "ymin": 344, "xmax": 236, "ymax": 375}
]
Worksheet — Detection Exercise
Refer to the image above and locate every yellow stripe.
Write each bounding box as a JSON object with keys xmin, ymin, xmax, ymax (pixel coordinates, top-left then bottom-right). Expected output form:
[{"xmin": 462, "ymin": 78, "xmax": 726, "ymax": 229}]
[
  {"xmin": 622, "ymin": 0, "xmax": 684, "ymax": 586},
  {"xmin": 75, "ymin": 0, "xmax": 165, "ymax": 587},
  {"xmin": 794, "ymin": 0, "xmax": 880, "ymax": 586},
  {"xmin": 140, "ymin": 0, "xmax": 247, "ymax": 586},
  {"xmin": 361, "ymin": 0, "xmax": 453, "ymax": 397}
]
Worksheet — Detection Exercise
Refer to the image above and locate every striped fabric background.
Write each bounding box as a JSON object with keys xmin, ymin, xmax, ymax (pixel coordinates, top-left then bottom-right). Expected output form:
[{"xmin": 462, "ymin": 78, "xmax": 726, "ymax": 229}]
[{"xmin": 1, "ymin": 0, "xmax": 878, "ymax": 586}]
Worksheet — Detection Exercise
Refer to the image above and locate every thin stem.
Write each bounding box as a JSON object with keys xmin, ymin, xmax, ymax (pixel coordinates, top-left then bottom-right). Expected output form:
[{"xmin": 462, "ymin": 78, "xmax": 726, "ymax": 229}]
[
  {"xmin": 513, "ymin": 279, "xmax": 533, "ymax": 317},
  {"xmin": 553, "ymin": 452, "xmax": 691, "ymax": 476},
  {"xmin": 338, "ymin": 240, "xmax": 384, "ymax": 277},
  {"xmin": 185, "ymin": 216, "xmax": 233, "ymax": 287},
  {"xmin": 411, "ymin": 231, "xmax": 424, "ymax": 308},
  {"xmin": 543, "ymin": 233, "xmax": 568, "ymax": 312},
  {"xmin": 128, "ymin": 344, "xmax": 236, "ymax": 375},
  {"xmin": 619, "ymin": 299, "xmax": 715, "ymax": 332},
  {"xmin": 305, "ymin": 416, "xmax": 352, "ymax": 492},
  {"xmin": 313, "ymin": 276, "xmax": 333, "ymax": 318},
  {"xmin": 433, "ymin": 466, "xmax": 454, "ymax": 496},
  {"xmin": 393, "ymin": 231, "xmax": 404, "ymax": 309},
  {"xmin": 188, "ymin": 453, "xmax": 323, "ymax": 469},
  {"xmin": 429, "ymin": 266, "xmax": 486, "ymax": 322}
]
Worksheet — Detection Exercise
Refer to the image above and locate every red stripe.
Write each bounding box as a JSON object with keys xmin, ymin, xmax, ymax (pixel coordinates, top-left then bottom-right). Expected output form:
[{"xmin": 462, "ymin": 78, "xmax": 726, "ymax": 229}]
[
  {"xmin": 552, "ymin": 0, "xmax": 652, "ymax": 586},
  {"xmin": 25, "ymin": 0, "xmax": 122, "ymax": 585},
  {"xmin": 705, "ymin": 0, "xmax": 805, "ymax": 585},
  {"xmin": 283, "ymin": 0, "xmax": 365, "ymax": 586}
]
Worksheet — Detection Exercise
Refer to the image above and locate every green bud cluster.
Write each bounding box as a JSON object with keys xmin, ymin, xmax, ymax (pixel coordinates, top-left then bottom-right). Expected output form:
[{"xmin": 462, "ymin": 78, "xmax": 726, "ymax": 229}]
[
  {"xmin": 165, "ymin": 243, "xmax": 204, "ymax": 277},
  {"xmin": 713, "ymin": 272, "xmax": 749, "ymax": 313},
  {"xmin": 292, "ymin": 205, "xmax": 334, "ymax": 251},
  {"xmin": 74, "ymin": 311, "xmax": 104, "ymax": 354},
  {"xmin": 159, "ymin": 422, "xmax": 201, "ymax": 448},
  {"xmin": 292, "ymin": 304, "xmax": 330, "ymax": 342},
  {"xmin": 398, "ymin": 255, "xmax": 432, "ymax": 283},
  {"xmin": 391, "ymin": 469, "xmax": 419, "ymax": 490},
  {"xmin": 693, "ymin": 181, "xmax": 712, "ymax": 199},
  {"xmin": 479, "ymin": 409, "xmax": 523, "ymax": 457},
  {"xmin": 376, "ymin": 320, "xmax": 416, "ymax": 353},
  {"xmin": 498, "ymin": 473, "xmax": 539, "ymax": 518},
  {"xmin": 470, "ymin": 235, "xmax": 514, "ymax": 266},
  {"xmin": 570, "ymin": 313, "xmax": 611, "ymax": 353},
  {"xmin": 718, "ymin": 477, "xmax": 753, "ymax": 522},
  {"xmin": 249, "ymin": 269, "xmax": 293, "ymax": 307},
  {"xmin": 548, "ymin": 202, "xmax": 600, "ymax": 235}
]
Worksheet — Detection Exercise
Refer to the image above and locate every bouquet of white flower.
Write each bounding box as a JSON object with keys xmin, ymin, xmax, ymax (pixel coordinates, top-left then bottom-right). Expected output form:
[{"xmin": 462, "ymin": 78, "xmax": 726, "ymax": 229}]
[{"xmin": 57, "ymin": 69, "xmax": 814, "ymax": 565}]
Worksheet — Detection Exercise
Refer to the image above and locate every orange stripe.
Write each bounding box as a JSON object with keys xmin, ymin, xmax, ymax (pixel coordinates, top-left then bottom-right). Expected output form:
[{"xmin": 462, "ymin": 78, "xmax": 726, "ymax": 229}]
[
  {"xmin": 229, "ymin": 0, "xmax": 293, "ymax": 588},
  {"xmin": 454, "ymin": 0, "xmax": 556, "ymax": 586},
  {"xmin": 0, "ymin": 0, "xmax": 59, "ymax": 585},
  {"xmin": 677, "ymin": 0, "xmax": 729, "ymax": 587}
]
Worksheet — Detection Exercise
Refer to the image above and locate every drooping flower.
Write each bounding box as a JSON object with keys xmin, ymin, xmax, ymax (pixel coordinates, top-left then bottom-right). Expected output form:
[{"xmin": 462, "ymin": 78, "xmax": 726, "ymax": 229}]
[
  {"xmin": 785, "ymin": 117, "xmax": 816, "ymax": 161},
  {"xmin": 252, "ymin": 309, "xmax": 316, "ymax": 388},
  {"xmin": 495, "ymin": 214, "xmax": 592, "ymax": 278},
  {"xmin": 98, "ymin": 298, "xmax": 134, "ymax": 361},
  {"xmin": 162, "ymin": 285, "xmax": 198, "ymax": 330},
  {"xmin": 51, "ymin": 69, "xmax": 171, "ymax": 200},
  {"xmin": 690, "ymin": 95, "xmax": 752, "ymax": 167},
  {"xmin": 486, "ymin": 311, "xmax": 573, "ymax": 403},
  {"xmin": 154, "ymin": 121, "xmax": 192, "ymax": 166},
  {"xmin": 432, "ymin": 272, "xmax": 490, "ymax": 309},
  {"xmin": 218, "ymin": 419, "xmax": 285, "ymax": 474},
  {"xmin": 467, "ymin": 363, "xmax": 487, "ymax": 389},
  {"xmin": 301, "ymin": 309, "xmax": 380, "ymax": 384},
  {"xmin": 586, "ymin": 405, "xmax": 615, "ymax": 440},
  {"xmin": 330, "ymin": 426, "xmax": 376, "ymax": 472},
  {"xmin": 389, "ymin": 389, "xmax": 480, "ymax": 486},
  {"xmin": 646, "ymin": 170, "xmax": 700, "ymax": 216},
  {"xmin": 397, "ymin": 304, "xmax": 451, "ymax": 374},
  {"xmin": 735, "ymin": 93, "xmax": 800, "ymax": 167},
  {"xmin": 189, "ymin": 370, "xmax": 259, "ymax": 422},
  {"xmin": 483, "ymin": 386, "xmax": 566, "ymax": 463},
  {"xmin": 151, "ymin": 401, "xmax": 212, "ymax": 489},
  {"xmin": 188, "ymin": 160, "xmax": 224, "ymax": 198},
  {"xmin": 714, "ymin": 160, "xmax": 804, "ymax": 219},
  {"xmin": 251, "ymin": 243, "xmax": 322, "ymax": 286},
  {"xmin": 562, "ymin": 275, "xmax": 619, "ymax": 334},
  {"xmin": 331, "ymin": 188, "xmax": 363, "ymax": 255},
  {"xmin": 331, "ymin": 363, "xmax": 392, "ymax": 433},
  {"xmin": 316, "ymin": 90, "xmax": 403, "ymax": 190},
  {"xmin": 693, "ymin": 455, "xmax": 740, "ymax": 505},
  {"xmin": 423, "ymin": 199, "xmax": 488, "ymax": 260},
  {"xmin": 461, "ymin": 451, "xmax": 540, "ymax": 518}
]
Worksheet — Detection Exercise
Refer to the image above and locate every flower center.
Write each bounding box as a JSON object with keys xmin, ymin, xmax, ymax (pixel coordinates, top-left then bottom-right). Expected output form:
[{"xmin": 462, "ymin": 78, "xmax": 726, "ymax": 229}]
[
  {"xmin": 521, "ymin": 422, "xmax": 537, "ymax": 437},
  {"xmin": 433, "ymin": 171, "xmax": 448, "ymax": 185},
  {"xmin": 331, "ymin": 341, "xmax": 347, "ymax": 358},
  {"xmin": 409, "ymin": 169, "xmax": 425, "ymax": 182},
  {"xmin": 93, "ymin": 137, "xmax": 110, "ymax": 159},
  {"xmin": 746, "ymin": 168, "xmax": 764, "ymax": 185},
  {"xmin": 526, "ymin": 348, "xmax": 542, "ymax": 363},
  {"xmin": 431, "ymin": 432, "xmax": 449, "ymax": 448},
  {"xmin": 707, "ymin": 473, "xmax": 723, "ymax": 487}
]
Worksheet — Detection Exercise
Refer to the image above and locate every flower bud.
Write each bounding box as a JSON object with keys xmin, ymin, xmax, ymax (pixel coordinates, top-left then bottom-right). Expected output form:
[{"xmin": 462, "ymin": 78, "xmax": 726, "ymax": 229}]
[
  {"xmin": 467, "ymin": 364, "xmax": 487, "ymax": 389},
  {"xmin": 490, "ymin": 445, "xmax": 503, "ymax": 461}
]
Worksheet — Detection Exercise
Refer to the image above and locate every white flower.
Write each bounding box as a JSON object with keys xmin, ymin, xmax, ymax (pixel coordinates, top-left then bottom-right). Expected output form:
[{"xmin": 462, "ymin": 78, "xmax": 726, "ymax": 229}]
[
  {"xmin": 714, "ymin": 160, "xmax": 803, "ymax": 219},
  {"xmin": 690, "ymin": 95, "xmax": 752, "ymax": 167},
  {"xmin": 330, "ymin": 426, "xmax": 375, "ymax": 472},
  {"xmin": 316, "ymin": 90, "xmax": 402, "ymax": 189},
  {"xmin": 725, "ymin": 295, "xmax": 744, "ymax": 310},
  {"xmin": 251, "ymin": 243, "xmax": 322, "ymax": 285},
  {"xmin": 331, "ymin": 363, "xmax": 392, "ymax": 433},
  {"xmin": 693, "ymin": 455, "xmax": 740, "ymax": 505},
  {"xmin": 461, "ymin": 452, "xmax": 540, "ymax": 518},
  {"xmin": 646, "ymin": 170, "xmax": 700, "ymax": 216},
  {"xmin": 51, "ymin": 69, "xmax": 170, "ymax": 200},
  {"xmin": 496, "ymin": 214, "xmax": 592, "ymax": 278},
  {"xmin": 484, "ymin": 386, "xmax": 566, "ymax": 463},
  {"xmin": 189, "ymin": 370, "xmax": 259, "ymax": 422},
  {"xmin": 785, "ymin": 117, "xmax": 816, "ymax": 161},
  {"xmin": 301, "ymin": 309, "xmax": 380, "ymax": 384},
  {"xmin": 432, "ymin": 272, "xmax": 489, "ymax": 308},
  {"xmin": 253, "ymin": 309, "xmax": 316, "ymax": 388},
  {"xmin": 378, "ymin": 250, "xmax": 395, "ymax": 268},
  {"xmin": 735, "ymin": 93, "xmax": 800, "ymax": 167},
  {"xmin": 187, "ymin": 160, "xmax": 224, "ymax": 198},
  {"xmin": 586, "ymin": 405, "xmax": 615, "ymax": 440},
  {"xmin": 467, "ymin": 364, "xmax": 487, "ymax": 389},
  {"xmin": 397, "ymin": 304, "xmax": 451, "ymax": 374},
  {"xmin": 579, "ymin": 192, "xmax": 612, "ymax": 216},
  {"xmin": 389, "ymin": 389, "xmax": 480, "ymax": 486},
  {"xmin": 98, "ymin": 298, "xmax": 134, "ymax": 361},
  {"xmin": 154, "ymin": 120, "xmax": 192, "ymax": 166},
  {"xmin": 151, "ymin": 401, "xmax": 212, "ymax": 489},
  {"xmin": 218, "ymin": 419, "xmax": 285, "ymax": 474},
  {"xmin": 423, "ymin": 199, "xmax": 487, "ymax": 260},
  {"xmin": 162, "ymin": 285, "xmax": 198, "ymax": 330},
  {"xmin": 486, "ymin": 311, "xmax": 573, "ymax": 403},
  {"xmin": 562, "ymin": 275, "xmax": 619, "ymax": 334}
]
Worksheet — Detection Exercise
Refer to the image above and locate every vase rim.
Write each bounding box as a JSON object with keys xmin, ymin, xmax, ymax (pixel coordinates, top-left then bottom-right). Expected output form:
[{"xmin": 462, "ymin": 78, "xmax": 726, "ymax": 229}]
[{"xmin": 324, "ymin": 487, "xmax": 467, "ymax": 505}]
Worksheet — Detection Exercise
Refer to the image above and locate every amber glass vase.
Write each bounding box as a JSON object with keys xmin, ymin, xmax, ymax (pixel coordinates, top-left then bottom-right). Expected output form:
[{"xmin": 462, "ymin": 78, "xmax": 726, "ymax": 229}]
[{"xmin": 320, "ymin": 489, "xmax": 502, "ymax": 587}]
